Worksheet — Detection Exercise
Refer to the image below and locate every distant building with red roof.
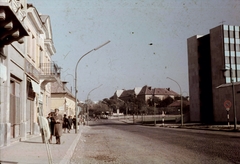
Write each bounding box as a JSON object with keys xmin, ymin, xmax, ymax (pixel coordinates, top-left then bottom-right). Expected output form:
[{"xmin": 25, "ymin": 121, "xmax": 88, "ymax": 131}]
[{"xmin": 111, "ymin": 85, "xmax": 180, "ymax": 103}]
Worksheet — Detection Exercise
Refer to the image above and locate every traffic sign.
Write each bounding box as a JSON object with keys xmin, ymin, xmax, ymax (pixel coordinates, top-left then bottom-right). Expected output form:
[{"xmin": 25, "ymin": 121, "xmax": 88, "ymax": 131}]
[{"xmin": 224, "ymin": 100, "xmax": 232, "ymax": 109}]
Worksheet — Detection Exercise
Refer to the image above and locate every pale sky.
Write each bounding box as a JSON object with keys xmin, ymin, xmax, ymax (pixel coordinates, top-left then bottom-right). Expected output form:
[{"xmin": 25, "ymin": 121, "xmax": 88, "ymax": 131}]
[{"xmin": 28, "ymin": 0, "xmax": 240, "ymax": 101}]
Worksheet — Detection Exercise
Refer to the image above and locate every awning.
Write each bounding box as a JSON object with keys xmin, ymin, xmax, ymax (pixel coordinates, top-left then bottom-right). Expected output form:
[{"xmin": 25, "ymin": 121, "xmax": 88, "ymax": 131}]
[
  {"xmin": 31, "ymin": 79, "xmax": 40, "ymax": 94},
  {"xmin": 216, "ymin": 82, "xmax": 240, "ymax": 88}
]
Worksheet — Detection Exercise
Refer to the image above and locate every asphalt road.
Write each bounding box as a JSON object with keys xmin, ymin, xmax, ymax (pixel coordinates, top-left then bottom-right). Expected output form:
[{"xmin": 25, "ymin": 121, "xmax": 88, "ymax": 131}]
[{"xmin": 70, "ymin": 119, "xmax": 240, "ymax": 164}]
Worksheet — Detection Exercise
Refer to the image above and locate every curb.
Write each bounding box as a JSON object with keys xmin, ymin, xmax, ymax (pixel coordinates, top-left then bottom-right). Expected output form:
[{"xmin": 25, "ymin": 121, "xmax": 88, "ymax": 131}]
[
  {"xmin": 59, "ymin": 128, "xmax": 82, "ymax": 164},
  {"xmin": 121, "ymin": 120, "xmax": 240, "ymax": 132}
]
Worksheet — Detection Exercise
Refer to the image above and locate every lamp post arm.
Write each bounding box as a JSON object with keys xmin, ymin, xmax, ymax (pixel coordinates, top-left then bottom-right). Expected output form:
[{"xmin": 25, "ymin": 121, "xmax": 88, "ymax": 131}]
[
  {"xmin": 166, "ymin": 77, "xmax": 183, "ymax": 126},
  {"xmin": 166, "ymin": 77, "xmax": 182, "ymax": 93},
  {"xmin": 86, "ymin": 84, "xmax": 103, "ymax": 126},
  {"xmin": 94, "ymin": 40, "xmax": 111, "ymax": 51},
  {"xmin": 75, "ymin": 40, "xmax": 111, "ymax": 84},
  {"xmin": 75, "ymin": 49, "xmax": 94, "ymax": 76},
  {"xmin": 87, "ymin": 84, "xmax": 103, "ymax": 101}
]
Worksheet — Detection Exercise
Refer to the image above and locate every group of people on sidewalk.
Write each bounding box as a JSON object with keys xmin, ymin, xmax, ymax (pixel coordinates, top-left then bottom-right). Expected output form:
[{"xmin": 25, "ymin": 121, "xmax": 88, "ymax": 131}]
[{"xmin": 46, "ymin": 108, "xmax": 77, "ymax": 144}]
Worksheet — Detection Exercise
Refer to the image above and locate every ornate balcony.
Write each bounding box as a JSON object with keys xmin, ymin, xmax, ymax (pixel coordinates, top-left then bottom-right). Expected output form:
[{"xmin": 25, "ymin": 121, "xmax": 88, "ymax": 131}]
[{"xmin": 39, "ymin": 62, "xmax": 61, "ymax": 87}]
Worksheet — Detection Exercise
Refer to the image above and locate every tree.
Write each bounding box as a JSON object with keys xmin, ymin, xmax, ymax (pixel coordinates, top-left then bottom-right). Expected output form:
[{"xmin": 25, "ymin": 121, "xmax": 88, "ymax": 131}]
[
  {"xmin": 126, "ymin": 95, "xmax": 147, "ymax": 115},
  {"xmin": 159, "ymin": 96, "xmax": 174, "ymax": 107},
  {"xmin": 87, "ymin": 101, "xmax": 110, "ymax": 117},
  {"xmin": 147, "ymin": 96, "xmax": 161, "ymax": 107},
  {"xmin": 101, "ymin": 98, "xmax": 118, "ymax": 113}
]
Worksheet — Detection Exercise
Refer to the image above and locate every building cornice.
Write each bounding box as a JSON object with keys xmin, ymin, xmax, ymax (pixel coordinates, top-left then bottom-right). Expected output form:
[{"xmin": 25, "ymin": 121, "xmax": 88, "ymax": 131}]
[{"xmin": 27, "ymin": 7, "xmax": 44, "ymax": 34}]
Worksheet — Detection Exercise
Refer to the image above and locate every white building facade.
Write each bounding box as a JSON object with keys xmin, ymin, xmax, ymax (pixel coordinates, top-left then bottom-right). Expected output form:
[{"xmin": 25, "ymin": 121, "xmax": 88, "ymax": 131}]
[{"xmin": 0, "ymin": 0, "xmax": 59, "ymax": 147}]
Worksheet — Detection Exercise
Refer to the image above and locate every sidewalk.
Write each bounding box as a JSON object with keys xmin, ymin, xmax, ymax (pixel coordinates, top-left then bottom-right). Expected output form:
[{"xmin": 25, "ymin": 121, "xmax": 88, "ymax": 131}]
[{"xmin": 0, "ymin": 125, "xmax": 86, "ymax": 164}]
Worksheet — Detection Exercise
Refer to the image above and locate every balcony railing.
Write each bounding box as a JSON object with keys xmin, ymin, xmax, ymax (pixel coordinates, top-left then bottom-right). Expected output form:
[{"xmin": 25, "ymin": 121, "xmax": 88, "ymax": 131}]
[
  {"xmin": 39, "ymin": 63, "xmax": 61, "ymax": 77},
  {"xmin": 25, "ymin": 59, "xmax": 39, "ymax": 81},
  {"xmin": 25, "ymin": 61, "xmax": 61, "ymax": 85}
]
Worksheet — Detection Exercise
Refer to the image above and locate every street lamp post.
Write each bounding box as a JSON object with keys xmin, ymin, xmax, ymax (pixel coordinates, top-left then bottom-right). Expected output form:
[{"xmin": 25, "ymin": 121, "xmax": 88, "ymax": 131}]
[
  {"xmin": 86, "ymin": 84, "xmax": 103, "ymax": 126},
  {"xmin": 167, "ymin": 77, "xmax": 183, "ymax": 126},
  {"xmin": 74, "ymin": 41, "xmax": 110, "ymax": 133}
]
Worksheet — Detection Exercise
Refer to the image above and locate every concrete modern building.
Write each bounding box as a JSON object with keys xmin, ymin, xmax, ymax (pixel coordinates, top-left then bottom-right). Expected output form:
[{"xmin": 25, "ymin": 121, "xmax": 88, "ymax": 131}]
[{"xmin": 188, "ymin": 24, "xmax": 240, "ymax": 124}]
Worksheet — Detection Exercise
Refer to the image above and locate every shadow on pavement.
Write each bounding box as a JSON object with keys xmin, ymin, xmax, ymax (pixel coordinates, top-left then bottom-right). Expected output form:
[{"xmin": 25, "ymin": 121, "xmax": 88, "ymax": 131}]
[
  {"xmin": 20, "ymin": 141, "xmax": 43, "ymax": 144},
  {"xmin": 0, "ymin": 160, "xmax": 18, "ymax": 164}
]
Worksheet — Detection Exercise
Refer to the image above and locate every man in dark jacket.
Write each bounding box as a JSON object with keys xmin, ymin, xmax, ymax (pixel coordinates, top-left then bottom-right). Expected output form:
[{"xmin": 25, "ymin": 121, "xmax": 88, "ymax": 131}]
[
  {"xmin": 72, "ymin": 115, "xmax": 76, "ymax": 129},
  {"xmin": 63, "ymin": 114, "xmax": 69, "ymax": 133},
  {"xmin": 68, "ymin": 115, "xmax": 73, "ymax": 133}
]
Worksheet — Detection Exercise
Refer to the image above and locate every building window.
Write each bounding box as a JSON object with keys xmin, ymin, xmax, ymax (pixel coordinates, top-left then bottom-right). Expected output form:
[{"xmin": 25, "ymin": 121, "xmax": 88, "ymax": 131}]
[
  {"xmin": 237, "ymin": 52, "xmax": 240, "ymax": 56},
  {"xmin": 232, "ymin": 69, "xmax": 236, "ymax": 78},
  {"xmin": 230, "ymin": 44, "xmax": 235, "ymax": 51},
  {"xmin": 236, "ymin": 39, "xmax": 240, "ymax": 44},
  {"xmin": 224, "ymin": 43, "xmax": 229, "ymax": 51},
  {"xmin": 224, "ymin": 30, "xmax": 229, "ymax": 38},
  {"xmin": 235, "ymin": 26, "xmax": 240, "ymax": 31},
  {"xmin": 237, "ymin": 57, "xmax": 240, "ymax": 63},
  {"xmin": 230, "ymin": 38, "xmax": 235, "ymax": 44},
  {"xmin": 226, "ymin": 77, "xmax": 231, "ymax": 83},
  {"xmin": 225, "ymin": 51, "xmax": 230, "ymax": 57},
  {"xmin": 224, "ymin": 25, "xmax": 228, "ymax": 30},
  {"xmin": 224, "ymin": 38, "xmax": 229, "ymax": 43},
  {"xmin": 236, "ymin": 44, "xmax": 240, "ymax": 52},
  {"xmin": 230, "ymin": 31, "xmax": 234, "ymax": 38},
  {"xmin": 225, "ymin": 56, "xmax": 230, "ymax": 64},
  {"xmin": 235, "ymin": 31, "xmax": 239, "ymax": 38}
]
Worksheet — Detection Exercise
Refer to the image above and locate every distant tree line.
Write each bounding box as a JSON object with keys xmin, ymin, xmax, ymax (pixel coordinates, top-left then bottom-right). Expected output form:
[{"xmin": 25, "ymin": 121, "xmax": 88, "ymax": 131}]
[{"xmin": 81, "ymin": 95, "xmax": 189, "ymax": 117}]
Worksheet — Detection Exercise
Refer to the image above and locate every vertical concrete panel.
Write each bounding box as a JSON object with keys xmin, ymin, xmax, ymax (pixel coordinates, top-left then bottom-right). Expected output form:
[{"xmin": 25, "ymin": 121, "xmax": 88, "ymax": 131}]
[
  {"xmin": 210, "ymin": 25, "xmax": 232, "ymax": 123},
  {"xmin": 187, "ymin": 36, "xmax": 201, "ymax": 122}
]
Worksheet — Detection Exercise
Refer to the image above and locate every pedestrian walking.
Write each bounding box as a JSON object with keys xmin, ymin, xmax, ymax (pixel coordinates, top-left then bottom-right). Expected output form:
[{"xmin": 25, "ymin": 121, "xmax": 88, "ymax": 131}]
[
  {"xmin": 72, "ymin": 115, "xmax": 76, "ymax": 129},
  {"xmin": 63, "ymin": 114, "xmax": 69, "ymax": 133},
  {"xmin": 52, "ymin": 108, "xmax": 63, "ymax": 144},
  {"xmin": 68, "ymin": 115, "xmax": 73, "ymax": 133}
]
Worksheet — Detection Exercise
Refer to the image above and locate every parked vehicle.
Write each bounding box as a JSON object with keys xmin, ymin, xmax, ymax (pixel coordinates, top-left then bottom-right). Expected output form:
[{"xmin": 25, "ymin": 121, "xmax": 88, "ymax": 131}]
[{"xmin": 100, "ymin": 114, "xmax": 108, "ymax": 119}]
